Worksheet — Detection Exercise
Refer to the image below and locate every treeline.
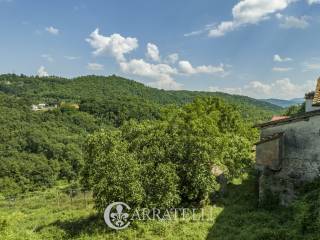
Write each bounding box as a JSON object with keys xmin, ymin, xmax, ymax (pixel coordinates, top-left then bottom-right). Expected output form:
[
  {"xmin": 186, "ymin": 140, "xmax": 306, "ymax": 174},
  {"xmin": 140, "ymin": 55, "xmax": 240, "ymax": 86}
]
[{"xmin": 0, "ymin": 74, "xmax": 282, "ymax": 123}]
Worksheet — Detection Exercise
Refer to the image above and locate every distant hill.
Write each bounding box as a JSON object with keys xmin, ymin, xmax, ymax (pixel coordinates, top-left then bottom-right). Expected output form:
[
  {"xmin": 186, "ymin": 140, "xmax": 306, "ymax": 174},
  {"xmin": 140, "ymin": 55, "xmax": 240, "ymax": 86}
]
[
  {"xmin": 0, "ymin": 74, "xmax": 283, "ymax": 123},
  {"xmin": 260, "ymin": 98, "xmax": 304, "ymax": 108}
]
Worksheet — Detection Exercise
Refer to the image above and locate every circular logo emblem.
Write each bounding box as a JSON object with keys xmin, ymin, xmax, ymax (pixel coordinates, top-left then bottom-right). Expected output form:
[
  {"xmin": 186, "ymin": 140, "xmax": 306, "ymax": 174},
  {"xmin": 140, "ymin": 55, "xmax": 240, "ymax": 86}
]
[{"xmin": 104, "ymin": 202, "xmax": 131, "ymax": 230}]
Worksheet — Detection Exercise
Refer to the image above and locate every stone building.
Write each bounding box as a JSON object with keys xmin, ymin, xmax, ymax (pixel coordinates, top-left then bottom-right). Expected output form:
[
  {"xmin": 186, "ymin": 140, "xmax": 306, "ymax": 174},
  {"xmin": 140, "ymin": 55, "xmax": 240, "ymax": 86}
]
[{"xmin": 255, "ymin": 78, "xmax": 320, "ymax": 205}]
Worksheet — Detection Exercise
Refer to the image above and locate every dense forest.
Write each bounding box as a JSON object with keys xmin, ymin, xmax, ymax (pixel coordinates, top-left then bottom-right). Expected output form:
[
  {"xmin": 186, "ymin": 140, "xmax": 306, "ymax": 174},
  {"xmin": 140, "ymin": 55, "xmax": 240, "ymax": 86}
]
[{"xmin": 0, "ymin": 74, "xmax": 282, "ymax": 198}]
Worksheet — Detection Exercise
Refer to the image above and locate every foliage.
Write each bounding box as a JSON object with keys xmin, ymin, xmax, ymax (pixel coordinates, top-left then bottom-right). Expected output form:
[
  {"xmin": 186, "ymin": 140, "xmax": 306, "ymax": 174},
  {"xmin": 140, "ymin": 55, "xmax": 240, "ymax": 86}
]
[
  {"xmin": 1, "ymin": 174, "xmax": 320, "ymax": 239},
  {"xmin": 285, "ymin": 102, "xmax": 305, "ymax": 116},
  {"xmin": 83, "ymin": 97, "xmax": 257, "ymax": 209},
  {"xmin": 0, "ymin": 73, "xmax": 279, "ymax": 197},
  {"xmin": 0, "ymin": 93, "xmax": 98, "ymax": 196},
  {"xmin": 0, "ymin": 74, "xmax": 282, "ymax": 124},
  {"xmin": 83, "ymin": 130, "xmax": 144, "ymax": 212}
]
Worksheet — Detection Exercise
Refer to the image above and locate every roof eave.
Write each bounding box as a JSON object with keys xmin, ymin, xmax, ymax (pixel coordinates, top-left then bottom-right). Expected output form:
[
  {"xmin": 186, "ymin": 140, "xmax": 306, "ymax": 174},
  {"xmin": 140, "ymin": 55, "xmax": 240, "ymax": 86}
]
[{"xmin": 254, "ymin": 110, "xmax": 320, "ymax": 129}]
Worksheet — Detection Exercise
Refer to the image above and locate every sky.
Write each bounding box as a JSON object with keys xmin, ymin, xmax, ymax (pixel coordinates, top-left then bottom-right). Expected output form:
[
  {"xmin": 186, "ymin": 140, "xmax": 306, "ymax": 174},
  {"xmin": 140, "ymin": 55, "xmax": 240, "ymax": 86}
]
[{"xmin": 1, "ymin": 0, "xmax": 320, "ymax": 99}]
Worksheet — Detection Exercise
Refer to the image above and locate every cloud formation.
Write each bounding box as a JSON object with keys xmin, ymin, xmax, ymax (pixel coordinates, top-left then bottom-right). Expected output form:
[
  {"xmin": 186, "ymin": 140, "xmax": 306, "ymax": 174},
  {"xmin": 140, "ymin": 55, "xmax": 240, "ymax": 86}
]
[
  {"xmin": 209, "ymin": 78, "xmax": 314, "ymax": 99},
  {"xmin": 120, "ymin": 59, "xmax": 180, "ymax": 90},
  {"xmin": 165, "ymin": 53, "xmax": 179, "ymax": 64},
  {"xmin": 272, "ymin": 67, "xmax": 292, "ymax": 72},
  {"xmin": 87, "ymin": 63, "xmax": 104, "ymax": 71},
  {"xmin": 86, "ymin": 29, "xmax": 228, "ymax": 90},
  {"xmin": 209, "ymin": 0, "xmax": 294, "ymax": 37},
  {"xmin": 303, "ymin": 59, "xmax": 320, "ymax": 71},
  {"xmin": 146, "ymin": 43, "xmax": 160, "ymax": 62},
  {"xmin": 86, "ymin": 29, "xmax": 138, "ymax": 61},
  {"xmin": 276, "ymin": 14, "xmax": 309, "ymax": 29},
  {"xmin": 273, "ymin": 54, "xmax": 292, "ymax": 62},
  {"xmin": 41, "ymin": 54, "xmax": 54, "ymax": 62},
  {"xmin": 178, "ymin": 60, "xmax": 226, "ymax": 75},
  {"xmin": 37, "ymin": 66, "xmax": 49, "ymax": 77},
  {"xmin": 307, "ymin": 0, "xmax": 320, "ymax": 4},
  {"xmin": 64, "ymin": 56, "xmax": 80, "ymax": 60},
  {"xmin": 45, "ymin": 26, "xmax": 59, "ymax": 35}
]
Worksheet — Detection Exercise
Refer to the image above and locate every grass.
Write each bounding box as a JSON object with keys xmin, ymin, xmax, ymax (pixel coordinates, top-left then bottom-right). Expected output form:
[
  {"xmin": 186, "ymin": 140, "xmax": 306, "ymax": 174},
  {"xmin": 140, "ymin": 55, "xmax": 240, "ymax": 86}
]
[{"xmin": 0, "ymin": 175, "xmax": 319, "ymax": 240}]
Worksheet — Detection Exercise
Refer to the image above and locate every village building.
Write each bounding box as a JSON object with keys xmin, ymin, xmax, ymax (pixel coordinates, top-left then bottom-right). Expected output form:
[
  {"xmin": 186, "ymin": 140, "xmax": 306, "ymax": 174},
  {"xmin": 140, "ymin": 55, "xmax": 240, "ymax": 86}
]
[
  {"xmin": 255, "ymin": 78, "xmax": 320, "ymax": 205},
  {"xmin": 31, "ymin": 103, "xmax": 58, "ymax": 111}
]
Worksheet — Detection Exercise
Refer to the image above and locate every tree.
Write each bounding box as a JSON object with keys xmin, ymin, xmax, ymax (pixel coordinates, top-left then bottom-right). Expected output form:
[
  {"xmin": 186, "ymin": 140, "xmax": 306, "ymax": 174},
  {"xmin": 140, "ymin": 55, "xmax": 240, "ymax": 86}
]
[
  {"xmin": 82, "ymin": 97, "xmax": 257, "ymax": 208},
  {"xmin": 82, "ymin": 130, "xmax": 144, "ymax": 212}
]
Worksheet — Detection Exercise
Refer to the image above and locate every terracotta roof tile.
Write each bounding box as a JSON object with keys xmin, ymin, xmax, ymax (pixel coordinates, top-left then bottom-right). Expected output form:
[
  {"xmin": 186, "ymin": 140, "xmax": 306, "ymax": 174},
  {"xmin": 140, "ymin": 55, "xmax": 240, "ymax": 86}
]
[{"xmin": 271, "ymin": 116, "xmax": 289, "ymax": 121}]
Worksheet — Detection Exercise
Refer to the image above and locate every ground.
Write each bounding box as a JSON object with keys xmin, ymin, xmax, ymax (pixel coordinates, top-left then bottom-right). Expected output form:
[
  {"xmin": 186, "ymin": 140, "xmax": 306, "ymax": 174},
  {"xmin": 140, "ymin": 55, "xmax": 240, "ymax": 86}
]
[{"xmin": 1, "ymin": 174, "xmax": 319, "ymax": 240}]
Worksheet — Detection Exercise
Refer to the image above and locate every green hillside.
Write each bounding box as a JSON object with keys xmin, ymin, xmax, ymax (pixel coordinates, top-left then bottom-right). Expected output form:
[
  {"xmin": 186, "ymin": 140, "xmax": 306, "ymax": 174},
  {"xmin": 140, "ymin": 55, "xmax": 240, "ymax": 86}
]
[
  {"xmin": 1, "ymin": 73, "xmax": 303, "ymax": 240},
  {"xmin": 0, "ymin": 74, "xmax": 282, "ymax": 123}
]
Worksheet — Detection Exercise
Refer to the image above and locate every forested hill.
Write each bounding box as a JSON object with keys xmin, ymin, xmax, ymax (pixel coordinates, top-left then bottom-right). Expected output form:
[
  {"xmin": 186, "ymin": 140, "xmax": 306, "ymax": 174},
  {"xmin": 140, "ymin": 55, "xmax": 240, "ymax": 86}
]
[
  {"xmin": 0, "ymin": 73, "xmax": 280, "ymax": 201},
  {"xmin": 0, "ymin": 74, "xmax": 281, "ymax": 123}
]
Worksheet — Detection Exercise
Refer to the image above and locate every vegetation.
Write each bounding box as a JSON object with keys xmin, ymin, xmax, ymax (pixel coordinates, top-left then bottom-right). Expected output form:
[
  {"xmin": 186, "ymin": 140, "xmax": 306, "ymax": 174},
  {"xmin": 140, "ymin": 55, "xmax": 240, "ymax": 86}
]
[
  {"xmin": 0, "ymin": 74, "xmax": 282, "ymax": 123},
  {"xmin": 82, "ymin": 98, "xmax": 256, "ymax": 211},
  {"xmin": 2, "ymin": 73, "xmax": 317, "ymax": 239},
  {"xmin": 0, "ymin": 74, "xmax": 279, "ymax": 198},
  {"xmin": 1, "ymin": 175, "xmax": 320, "ymax": 240},
  {"xmin": 284, "ymin": 102, "xmax": 305, "ymax": 116}
]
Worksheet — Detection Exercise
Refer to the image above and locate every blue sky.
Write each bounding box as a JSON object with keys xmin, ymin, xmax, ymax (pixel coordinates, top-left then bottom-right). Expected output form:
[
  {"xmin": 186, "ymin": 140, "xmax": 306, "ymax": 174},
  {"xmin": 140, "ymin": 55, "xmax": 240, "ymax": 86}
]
[{"xmin": 1, "ymin": 0, "xmax": 320, "ymax": 99}]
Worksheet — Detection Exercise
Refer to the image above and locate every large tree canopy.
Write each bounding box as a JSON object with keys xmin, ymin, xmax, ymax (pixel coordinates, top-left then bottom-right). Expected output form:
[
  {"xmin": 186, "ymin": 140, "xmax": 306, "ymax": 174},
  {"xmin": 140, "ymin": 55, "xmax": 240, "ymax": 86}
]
[{"xmin": 82, "ymin": 98, "xmax": 258, "ymax": 210}]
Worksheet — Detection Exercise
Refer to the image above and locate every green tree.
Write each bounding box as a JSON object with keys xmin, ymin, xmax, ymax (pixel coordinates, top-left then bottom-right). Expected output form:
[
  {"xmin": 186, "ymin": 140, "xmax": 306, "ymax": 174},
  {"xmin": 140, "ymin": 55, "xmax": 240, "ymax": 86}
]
[{"xmin": 82, "ymin": 130, "xmax": 144, "ymax": 212}]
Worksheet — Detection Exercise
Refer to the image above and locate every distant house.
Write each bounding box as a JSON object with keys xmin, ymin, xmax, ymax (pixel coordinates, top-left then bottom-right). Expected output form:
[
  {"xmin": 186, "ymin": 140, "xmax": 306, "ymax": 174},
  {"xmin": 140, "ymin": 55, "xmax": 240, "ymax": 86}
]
[
  {"xmin": 31, "ymin": 103, "xmax": 57, "ymax": 111},
  {"xmin": 255, "ymin": 77, "xmax": 320, "ymax": 205}
]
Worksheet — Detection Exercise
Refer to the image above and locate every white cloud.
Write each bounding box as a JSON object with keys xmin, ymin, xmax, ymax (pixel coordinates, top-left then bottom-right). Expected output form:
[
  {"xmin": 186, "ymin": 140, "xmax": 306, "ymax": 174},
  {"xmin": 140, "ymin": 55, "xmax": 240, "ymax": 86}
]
[
  {"xmin": 276, "ymin": 14, "xmax": 309, "ymax": 29},
  {"xmin": 209, "ymin": 78, "xmax": 315, "ymax": 99},
  {"xmin": 307, "ymin": 0, "xmax": 320, "ymax": 4},
  {"xmin": 272, "ymin": 67, "xmax": 292, "ymax": 72},
  {"xmin": 146, "ymin": 43, "xmax": 160, "ymax": 62},
  {"xmin": 64, "ymin": 56, "xmax": 80, "ymax": 60},
  {"xmin": 165, "ymin": 53, "xmax": 179, "ymax": 64},
  {"xmin": 37, "ymin": 66, "xmax": 49, "ymax": 77},
  {"xmin": 86, "ymin": 28, "xmax": 138, "ymax": 61},
  {"xmin": 208, "ymin": 0, "xmax": 294, "ymax": 37},
  {"xmin": 184, "ymin": 23, "xmax": 216, "ymax": 37},
  {"xmin": 303, "ymin": 59, "xmax": 320, "ymax": 71},
  {"xmin": 209, "ymin": 21, "xmax": 238, "ymax": 38},
  {"xmin": 184, "ymin": 30, "xmax": 204, "ymax": 37},
  {"xmin": 87, "ymin": 63, "xmax": 104, "ymax": 71},
  {"xmin": 45, "ymin": 26, "xmax": 59, "ymax": 35},
  {"xmin": 178, "ymin": 60, "xmax": 226, "ymax": 75},
  {"xmin": 85, "ymin": 29, "xmax": 229, "ymax": 90},
  {"xmin": 41, "ymin": 54, "xmax": 54, "ymax": 62},
  {"xmin": 273, "ymin": 54, "xmax": 292, "ymax": 62},
  {"xmin": 119, "ymin": 58, "xmax": 181, "ymax": 90}
]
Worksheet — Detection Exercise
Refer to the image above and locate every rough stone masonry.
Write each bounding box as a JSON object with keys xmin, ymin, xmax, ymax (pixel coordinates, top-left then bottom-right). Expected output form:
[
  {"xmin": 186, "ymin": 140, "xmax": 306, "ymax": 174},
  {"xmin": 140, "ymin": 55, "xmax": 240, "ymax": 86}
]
[{"xmin": 255, "ymin": 78, "xmax": 320, "ymax": 206}]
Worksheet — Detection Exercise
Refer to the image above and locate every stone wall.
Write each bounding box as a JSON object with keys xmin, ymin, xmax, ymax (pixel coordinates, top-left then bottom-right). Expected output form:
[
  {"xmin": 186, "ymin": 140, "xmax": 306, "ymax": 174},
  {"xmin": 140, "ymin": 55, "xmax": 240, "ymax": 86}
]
[{"xmin": 257, "ymin": 115, "xmax": 320, "ymax": 205}]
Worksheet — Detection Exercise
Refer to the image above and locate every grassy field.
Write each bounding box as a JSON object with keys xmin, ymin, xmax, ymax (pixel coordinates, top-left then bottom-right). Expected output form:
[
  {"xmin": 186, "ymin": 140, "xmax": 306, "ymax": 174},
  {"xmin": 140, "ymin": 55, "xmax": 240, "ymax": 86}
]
[{"xmin": 0, "ymin": 175, "xmax": 319, "ymax": 240}]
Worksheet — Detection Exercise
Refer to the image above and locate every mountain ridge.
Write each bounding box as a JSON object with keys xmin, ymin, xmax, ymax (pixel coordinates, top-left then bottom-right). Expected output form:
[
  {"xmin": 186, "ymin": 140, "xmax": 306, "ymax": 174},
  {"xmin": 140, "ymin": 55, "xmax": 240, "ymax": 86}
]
[
  {"xmin": 0, "ymin": 74, "xmax": 282, "ymax": 122},
  {"xmin": 260, "ymin": 98, "xmax": 304, "ymax": 108}
]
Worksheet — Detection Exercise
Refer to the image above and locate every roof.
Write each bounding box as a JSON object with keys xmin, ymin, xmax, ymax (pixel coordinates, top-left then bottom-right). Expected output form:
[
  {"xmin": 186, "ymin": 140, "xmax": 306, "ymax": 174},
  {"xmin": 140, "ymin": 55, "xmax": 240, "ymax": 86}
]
[
  {"xmin": 255, "ymin": 110, "xmax": 320, "ymax": 129},
  {"xmin": 313, "ymin": 78, "xmax": 320, "ymax": 106},
  {"xmin": 271, "ymin": 116, "xmax": 289, "ymax": 121}
]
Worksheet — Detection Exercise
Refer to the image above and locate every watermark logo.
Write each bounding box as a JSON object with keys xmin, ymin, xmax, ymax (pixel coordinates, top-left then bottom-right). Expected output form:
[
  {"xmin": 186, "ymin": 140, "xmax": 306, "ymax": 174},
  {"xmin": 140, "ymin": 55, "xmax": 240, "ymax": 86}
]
[
  {"xmin": 104, "ymin": 202, "xmax": 215, "ymax": 230},
  {"xmin": 104, "ymin": 202, "xmax": 131, "ymax": 230}
]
